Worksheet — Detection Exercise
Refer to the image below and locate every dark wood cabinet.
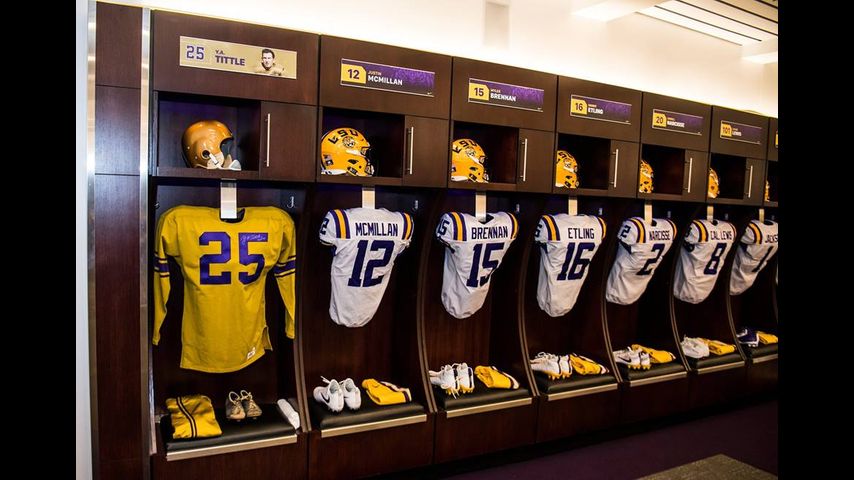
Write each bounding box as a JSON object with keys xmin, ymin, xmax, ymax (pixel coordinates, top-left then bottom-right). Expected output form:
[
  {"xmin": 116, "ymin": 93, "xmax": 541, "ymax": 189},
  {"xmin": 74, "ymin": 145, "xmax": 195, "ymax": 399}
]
[
  {"xmin": 611, "ymin": 141, "xmax": 640, "ymax": 198},
  {"xmin": 683, "ymin": 150, "xmax": 709, "ymax": 203},
  {"xmin": 710, "ymin": 107, "xmax": 767, "ymax": 159},
  {"xmin": 95, "ymin": 2, "xmax": 141, "ymax": 88},
  {"xmin": 258, "ymin": 102, "xmax": 317, "ymax": 181},
  {"xmin": 744, "ymin": 158, "xmax": 767, "ymax": 206},
  {"xmin": 557, "ymin": 77, "xmax": 642, "ymax": 143},
  {"xmin": 518, "ymin": 129, "xmax": 554, "ymax": 193},
  {"xmin": 403, "ymin": 116, "xmax": 449, "ymax": 187},
  {"xmin": 641, "ymin": 93, "xmax": 711, "ymax": 151},
  {"xmin": 320, "ymin": 36, "xmax": 451, "ymax": 119},
  {"xmin": 95, "ymin": 86, "xmax": 140, "ymax": 175},
  {"xmin": 767, "ymin": 117, "xmax": 778, "ymax": 161},
  {"xmin": 152, "ymin": 11, "xmax": 318, "ymax": 104}
]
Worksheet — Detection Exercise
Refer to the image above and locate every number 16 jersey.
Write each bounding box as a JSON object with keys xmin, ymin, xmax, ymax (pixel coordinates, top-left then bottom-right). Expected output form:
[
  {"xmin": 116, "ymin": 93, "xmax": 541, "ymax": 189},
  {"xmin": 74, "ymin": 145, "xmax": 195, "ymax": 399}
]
[
  {"xmin": 535, "ymin": 214, "xmax": 607, "ymax": 317},
  {"xmin": 320, "ymin": 208, "xmax": 414, "ymax": 327},
  {"xmin": 436, "ymin": 212, "xmax": 518, "ymax": 319}
]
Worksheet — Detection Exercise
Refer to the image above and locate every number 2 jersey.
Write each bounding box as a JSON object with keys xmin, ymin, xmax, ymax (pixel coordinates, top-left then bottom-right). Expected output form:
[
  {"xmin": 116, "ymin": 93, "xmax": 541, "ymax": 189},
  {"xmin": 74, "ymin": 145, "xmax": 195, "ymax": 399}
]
[
  {"xmin": 535, "ymin": 214, "xmax": 607, "ymax": 317},
  {"xmin": 436, "ymin": 211, "xmax": 518, "ymax": 319},
  {"xmin": 606, "ymin": 217, "xmax": 677, "ymax": 305},
  {"xmin": 319, "ymin": 208, "xmax": 413, "ymax": 327},
  {"xmin": 153, "ymin": 206, "xmax": 296, "ymax": 373},
  {"xmin": 673, "ymin": 219, "xmax": 737, "ymax": 304},
  {"xmin": 729, "ymin": 220, "xmax": 778, "ymax": 295}
]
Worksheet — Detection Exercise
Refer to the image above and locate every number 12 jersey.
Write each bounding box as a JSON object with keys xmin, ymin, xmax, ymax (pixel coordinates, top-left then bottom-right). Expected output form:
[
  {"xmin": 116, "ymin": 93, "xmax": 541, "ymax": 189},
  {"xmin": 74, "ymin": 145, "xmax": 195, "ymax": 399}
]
[
  {"xmin": 319, "ymin": 208, "xmax": 414, "ymax": 327},
  {"xmin": 436, "ymin": 211, "xmax": 518, "ymax": 319}
]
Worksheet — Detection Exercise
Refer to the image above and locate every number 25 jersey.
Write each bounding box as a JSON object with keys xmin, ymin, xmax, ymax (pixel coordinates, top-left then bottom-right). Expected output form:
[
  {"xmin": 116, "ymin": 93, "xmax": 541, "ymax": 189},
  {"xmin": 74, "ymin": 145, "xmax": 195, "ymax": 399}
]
[
  {"xmin": 729, "ymin": 220, "xmax": 778, "ymax": 295},
  {"xmin": 436, "ymin": 212, "xmax": 518, "ymax": 319},
  {"xmin": 673, "ymin": 219, "xmax": 737, "ymax": 304},
  {"xmin": 606, "ymin": 217, "xmax": 677, "ymax": 305},
  {"xmin": 153, "ymin": 206, "xmax": 296, "ymax": 373},
  {"xmin": 319, "ymin": 208, "xmax": 413, "ymax": 327},
  {"xmin": 535, "ymin": 214, "xmax": 607, "ymax": 317}
]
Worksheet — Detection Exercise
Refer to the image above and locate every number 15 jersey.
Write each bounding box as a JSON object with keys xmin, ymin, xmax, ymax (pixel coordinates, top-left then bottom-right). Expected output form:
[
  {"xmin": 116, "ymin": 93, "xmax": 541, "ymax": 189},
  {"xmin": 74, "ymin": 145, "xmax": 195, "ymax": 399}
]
[
  {"xmin": 320, "ymin": 208, "xmax": 413, "ymax": 327},
  {"xmin": 535, "ymin": 214, "xmax": 607, "ymax": 317},
  {"xmin": 436, "ymin": 212, "xmax": 518, "ymax": 319},
  {"xmin": 606, "ymin": 217, "xmax": 677, "ymax": 305}
]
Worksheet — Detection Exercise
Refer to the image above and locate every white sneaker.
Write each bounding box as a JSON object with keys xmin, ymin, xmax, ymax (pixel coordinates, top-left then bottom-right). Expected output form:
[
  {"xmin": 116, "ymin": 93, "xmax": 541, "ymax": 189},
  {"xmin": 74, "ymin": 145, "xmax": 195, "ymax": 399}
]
[
  {"xmin": 638, "ymin": 350, "xmax": 651, "ymax": 370},
  {"xmin": 454, "ymin": 363, "xmax": 475, "ymax": 394},
  {"xmin": 429, "ymin": 365, "xmax": 459, "ymax": 397},
  {"xmin": 681, "ymin": 336, "xmax": 710, "ymax": 359},
  {"xmin": 277, "ymin": 398, "xmax": 300, "ymax": 429},
  {"xmin": 530, "ymin": 352, "xmax": 561, "ymax": 380},
  {"xmin": 613, "ymin": 347, "xmax": 641, "ymax": 370},
  {"xmin": 558, "ymin": 354, "xmax": 573, "ymax": 379},
  {"xmin": 313, "ymin": 377, "xmax": 344, "ymax": 413},
  {"xmin": 340, "ymin": 378, "xmax": 362, "ymax": 410}
]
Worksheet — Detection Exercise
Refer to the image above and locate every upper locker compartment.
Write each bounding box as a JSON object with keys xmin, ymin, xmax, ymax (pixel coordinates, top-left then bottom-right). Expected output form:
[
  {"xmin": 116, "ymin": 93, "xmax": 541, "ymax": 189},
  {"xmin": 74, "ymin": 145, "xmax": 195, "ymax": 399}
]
[
  {"xmin": 555, "ymin": 77, "xmax": 642, "ymax": 198},
  {"xmin": 318, "ymin": 36, "xmax": 452, "ymax": 187},
  {"xmin": 708, "ymin": 107, "xmax": 768, "ymax": 207},
  {"xmin": 451, "ymin": 58, "xmax": 557, "ymax": 193},
  {"xmin": 640, "ymin": 93, "xmax": 712, "ymax": 202},
  {"xmin": 151, "ymin": 11, "xmax": 318, "ymax": 181},
  {"xmin": 765, "ymin": 118, "xmax": 778, "ymax": 207}
]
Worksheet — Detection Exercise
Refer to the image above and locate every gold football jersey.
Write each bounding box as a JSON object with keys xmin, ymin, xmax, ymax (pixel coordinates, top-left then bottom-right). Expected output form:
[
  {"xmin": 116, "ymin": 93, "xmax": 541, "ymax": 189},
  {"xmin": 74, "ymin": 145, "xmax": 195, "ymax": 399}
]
[{"xmin": 153, "ymin": 206, "xmax": 296, "ymax": 373}]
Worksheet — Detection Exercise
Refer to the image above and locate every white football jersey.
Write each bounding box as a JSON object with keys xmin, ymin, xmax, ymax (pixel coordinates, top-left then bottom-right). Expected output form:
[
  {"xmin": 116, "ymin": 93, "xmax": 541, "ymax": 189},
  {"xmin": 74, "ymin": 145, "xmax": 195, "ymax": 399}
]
[
  {"xmin": 319, "ymin": 208, "xmax": 414, "ymax": 327},
  {"xmin": 436, "ymin": 211, "xmax": 518, "ymax": 319},
  {"xmin": 535, "ymin": 214, "xmax": 607, "ymax": 317},
  {"xmin": 673, "ymin": 219, "xmax": 737, "ymax": 304},
  {"xmin": 729, "ymin": 220, "xmax": 778, "ymax": 295},
  {"xmin": 606, "ymin": 217, "xmax": 677, "ymax": 305}
]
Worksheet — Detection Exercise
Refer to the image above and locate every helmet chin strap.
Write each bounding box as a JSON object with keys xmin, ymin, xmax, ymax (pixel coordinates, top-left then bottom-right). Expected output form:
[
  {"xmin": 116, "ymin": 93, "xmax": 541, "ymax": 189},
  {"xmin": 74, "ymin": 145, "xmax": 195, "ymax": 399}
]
[{"xmin": 222, "ymin": 154, "xmax": 241, "ymax": 171}]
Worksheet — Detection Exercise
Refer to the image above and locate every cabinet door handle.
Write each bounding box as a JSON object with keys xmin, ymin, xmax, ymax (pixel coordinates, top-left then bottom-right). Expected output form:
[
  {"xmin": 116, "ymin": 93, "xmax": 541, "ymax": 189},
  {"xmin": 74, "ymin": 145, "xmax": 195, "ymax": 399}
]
[
  {"xmin": 746, "ymin": 165, "xmax": 754, "ymax": 198},
  {"xmin": 611, "ymin": 148, "xmax": 620, "ymax": 187},
  {"xmin": 265, "ymin": 113, "xmax": 271, "ymax": 168},
  {"xmin": 686, "ymin": 156, "xmax": 693, "ymax": 193},
  {"xmin": 407, "ymin": 126, "xmax": 415, "ymax": 175},
  {"xmin": 521, "ymin": 138, "xmax": 528, "ymax": 182}
]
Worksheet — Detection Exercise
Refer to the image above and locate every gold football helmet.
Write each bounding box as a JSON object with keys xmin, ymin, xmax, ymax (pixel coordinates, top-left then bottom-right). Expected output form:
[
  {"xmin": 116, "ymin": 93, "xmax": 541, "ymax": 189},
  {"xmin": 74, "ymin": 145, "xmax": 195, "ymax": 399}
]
[
  {"xmin": 708, "ymin": 168, "xmax": 720, "ymax": 199},
  {"xmin": 555, "ymin": 150, "xmax": 579, "ymax": 189},
  {"xmin": 451, "ymin": 138, "xmax": 489, "ymax": 183},
  {"xmin": 182, "ymin": 120, "xmax": 241, "ymax": 170},
  {"xmin": 320, "ymin": 127, "xmax": 374, "ymax": 176},
  {"xmin": 638, "ymin": 159, "xmax": 654, "ymax": 193}
]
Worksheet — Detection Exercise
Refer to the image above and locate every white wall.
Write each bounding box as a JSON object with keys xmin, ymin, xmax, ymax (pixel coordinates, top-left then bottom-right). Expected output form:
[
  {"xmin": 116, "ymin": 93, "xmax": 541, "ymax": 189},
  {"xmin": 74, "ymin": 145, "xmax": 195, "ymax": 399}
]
[
  {"xmin": 76, "ymin": 0, "xmax": 92, "ymax": 478},
  {"xmin": 107, "ymin": 0, "xmax": 777, "ymax": 116}
]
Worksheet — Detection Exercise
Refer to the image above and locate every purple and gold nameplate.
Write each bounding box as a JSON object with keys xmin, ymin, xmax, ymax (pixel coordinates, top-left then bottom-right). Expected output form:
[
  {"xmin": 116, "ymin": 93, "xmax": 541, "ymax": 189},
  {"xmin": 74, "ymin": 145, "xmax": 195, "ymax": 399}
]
[
  {"xmin": 652, "ymin": 109, "xmax": 704, "ymax": 136},
  {"xmin": 720, "ymin": 120, "xmax": 763, "ymax": 145},
  {"xmin": 340, "ymin": 59, "xmax": 435, "ymax": 97},
  {"xmin": 468, "ymin": 78, "xmax": 544, "ymax": 112},
  {"xmin": 570, "ymin": 94, "xmax": 632, "ymax": 124}
]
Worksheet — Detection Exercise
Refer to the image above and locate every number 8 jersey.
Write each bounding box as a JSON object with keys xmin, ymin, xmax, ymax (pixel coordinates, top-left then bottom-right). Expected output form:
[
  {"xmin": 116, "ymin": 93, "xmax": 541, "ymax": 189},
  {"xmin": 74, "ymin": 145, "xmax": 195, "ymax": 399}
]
[
  {"xmin": 606, "ymin": 217, "xmax": 677, "ymax": 305},
  {"xmin": 535, "ymin": 214, "xmax": 607, "ymax": 317},
  {"xmin": 153, "ymin": 206, "xmax": 297, "ymax": 373},
  {"xmin": 320, "ymin": 208, "xmax": 414, "ymax": 327},
  {"xmin": 673, "ymin": 219, "xmax": 737, "ymax": 304},
  {"xmin": 436, "ymin": 211, "xmax": 518, "ymax": 319}
]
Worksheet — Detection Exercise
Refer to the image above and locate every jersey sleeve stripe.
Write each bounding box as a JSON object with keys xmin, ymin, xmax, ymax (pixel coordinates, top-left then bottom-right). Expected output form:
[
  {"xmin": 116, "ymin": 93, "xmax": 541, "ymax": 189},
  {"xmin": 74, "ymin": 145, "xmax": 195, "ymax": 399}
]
[
  {"xmin": 509, "ymin": 213, "xmax": 518, "ymax": 239},
  {"xmin": 666, "ymin": 218, "xmax": 677, "ymax": 237},
  {"xmin": 629, "ymin": 217, "xmax": 645, "ymax": 243},
  {"xmin": 402, "ymin": 213, "xmax": 413, "ymax": 240},
  {"xmin": 338, "ymin": 210, "xmax": 350, "ymax": 238},
  {"xmin": 748, "ymin": 222, "xmax": 762, "ymax": 245},
  {"xmin": 273, "ymin": 259, "xmax": 296, "ymax": 274},
  {"xmin": 275, "ymin": 270, "xmax": 295, "ymax": 278},
  {"xmin": 331, "ymin": 209, "xmax": 343, "ymax": 238},
  {"xmin": 597, "ymin": 216, "xmax": 607, "ymax": 238},
  {"xmin": 544, "ymin": 215, "xmax": 559, "ymax": 241},
  {"xmin": 693, "ymin": 220, "xmax": 707, "ymax": 242}
]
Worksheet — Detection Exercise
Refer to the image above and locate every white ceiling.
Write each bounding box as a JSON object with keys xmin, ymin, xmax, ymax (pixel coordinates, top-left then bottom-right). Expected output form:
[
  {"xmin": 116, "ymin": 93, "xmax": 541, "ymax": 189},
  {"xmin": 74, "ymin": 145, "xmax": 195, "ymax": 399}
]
[{"xmin": 639, "ymin": 0, "xmax": 777, "ymax": 46}]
